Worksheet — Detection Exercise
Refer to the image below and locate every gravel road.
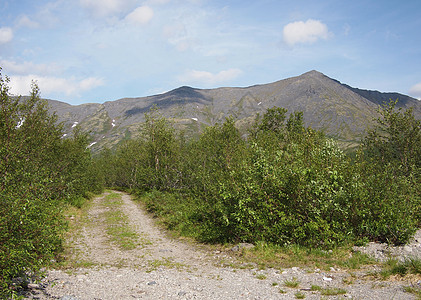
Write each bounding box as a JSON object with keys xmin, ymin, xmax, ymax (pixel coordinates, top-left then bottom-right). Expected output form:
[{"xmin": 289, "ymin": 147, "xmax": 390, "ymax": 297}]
[{"xmin": 25, "ymin": 192, "xmax": 420, "ymax": 299}]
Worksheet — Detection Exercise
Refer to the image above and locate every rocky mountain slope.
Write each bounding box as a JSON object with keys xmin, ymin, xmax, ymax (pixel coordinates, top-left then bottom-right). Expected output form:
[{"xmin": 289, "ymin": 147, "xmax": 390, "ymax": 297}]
[{"xmin": 48, "ymin": 70, "xmax": 421, "ymax": 152}]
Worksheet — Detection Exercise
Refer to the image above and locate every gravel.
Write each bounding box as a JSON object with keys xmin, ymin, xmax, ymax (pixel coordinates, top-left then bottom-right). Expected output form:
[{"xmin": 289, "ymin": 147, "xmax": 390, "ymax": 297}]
[{"xmin": 23, "ymin": 192, "xmax": 420, "ymax": 300}]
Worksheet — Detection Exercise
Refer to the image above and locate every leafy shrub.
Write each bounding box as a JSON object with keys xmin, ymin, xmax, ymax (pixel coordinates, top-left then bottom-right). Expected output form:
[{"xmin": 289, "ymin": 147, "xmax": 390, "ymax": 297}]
[
  {"xmin": 108, "ymin": 103, "xmax": 420, "ymax": 249},
  {"xmin": 0, "ymin": 70, "xmax": 103, "ymax": 297}
]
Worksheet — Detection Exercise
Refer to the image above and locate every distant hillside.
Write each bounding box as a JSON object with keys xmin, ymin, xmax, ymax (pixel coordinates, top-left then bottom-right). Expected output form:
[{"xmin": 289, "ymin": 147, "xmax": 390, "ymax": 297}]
[{"xmin": 48, "ymin": 70, "xmax": 421, "ymax": 152}]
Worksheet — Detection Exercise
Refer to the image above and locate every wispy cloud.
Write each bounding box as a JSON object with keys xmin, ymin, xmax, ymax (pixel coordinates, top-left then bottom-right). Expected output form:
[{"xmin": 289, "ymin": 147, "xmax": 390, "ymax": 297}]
[
  {"xmin": 163, "ymin": 22, "xmax": 196, "ymax": 51},
  {"xmin": 0, "ymin": 27, "xmax": 13, "ymax": 44},
  {"xmin": 9, "ymin": 75, "xmax": 104, "ymax": 97},
  {"xmin": 125, "ymin": 5, "xmax": 154, "ymax": 25},
  {"xmin": 146, "ymin": 0, "xmax": 170, "ymax": 4},
  {"xmin": 79, "ymin": 0, "xmax": 135, "ymax": 18},
  {"xmin": 16, "ymin": 15, "xmax": 40, "ymax": 29},
  {"xmin": 283, "ymin": 19, "xmax": 331, "ymax": 46},
  {"xmin": 409, "ymin": 82, "xmax": 421, "ymax": 99},
  {"xmin": 178, "ymin": 68, "xmax": 242, "ymax": 86},
  {"xmin": 0, "ymin": 60, "xmax": 62, "ymax": 75}
]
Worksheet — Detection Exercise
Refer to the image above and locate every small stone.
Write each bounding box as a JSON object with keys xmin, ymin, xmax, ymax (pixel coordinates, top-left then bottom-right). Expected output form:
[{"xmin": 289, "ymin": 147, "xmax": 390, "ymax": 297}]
[
  {"xmin": 239, "ymin": 243, "xmax": 254, "ymax": 250},
  {"xmin": 60, "ymin": 296, "xmax": 79, "ymax": 300},
  {"xmin": 147, "ymin": 281, "xmax": 157, "ymax": 285},
  {"xmin": 178, "ymin": 291, "xmax": 187, "ymax": 296},
  {"xmin": 330, "ymin": 267, "xmax": 336, "ymax": 272},
  {"xmin": 159, "ymin": 249, "xmax": 173, "ymax": 253},
  {"xmin": 77, "ymin": 275, "xmax": 86, "ymax": 281},
  {"xmin": 403, "ymin": 245, "xmax": 413, "ymax": 252},
  {"xmin": 28, "ymin": 283, "xmax": 40, "ymax": 289},
  {"xmin": 231, "ymin": 243, "xmax": 254, "ymax": 252},
  {"xmin": 323, "ymin": 276, "xmax": 333, "ymax": 281}
]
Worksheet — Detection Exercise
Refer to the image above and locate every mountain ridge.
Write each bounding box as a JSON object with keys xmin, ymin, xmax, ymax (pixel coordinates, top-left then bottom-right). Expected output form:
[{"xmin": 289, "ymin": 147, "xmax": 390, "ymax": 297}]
[{"xmin": 47, "ymin": 70, "xmax": 420, "ymax": 152}]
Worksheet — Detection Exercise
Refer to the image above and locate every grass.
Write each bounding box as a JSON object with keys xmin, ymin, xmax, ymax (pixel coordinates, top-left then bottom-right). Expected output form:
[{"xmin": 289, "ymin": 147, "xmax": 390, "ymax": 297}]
[
  {"xmin": 256, "ymin": 274, "xmax": 267, "ymax": 280},
  {"xmin": 403, "ymin": 286, "xmax": 421, "ymax": 299},
  {"xmin": 54, "ymin": 194, "xmax": 97, "ymax": 268},
  {"xmin": 284, "ymin": 277, "xmax": 300, "ymax": 288},
  {"xmin": 320, "ymin": 287, "xmax": 347, "ymax": 296},
  {"xmin": 378, "ymin": 257, "xmax": 421, "ymax": 298},
  {"xmin": 235, "ymin": 241, "xmax": 375, "ymax": 272},
  {"xmin": 310, "ymin": 285, "xmax": 347, "ymax": 296},
  {"xmin": 146, "ymin": 258, "xmax": 186, "ymax": 273},
  {"xmin": 379, "ymin": 258, "xmax": 421, "ymax": 279},
  {"xmin": 294, "ymin": 291, "xmax": 305, "ymax": 299},
  {"xmin": 102, "ymin": 192, "xmax": 141, "ymax": 250},
  {"xmin": 310, "ymin": 285, "xmax": 322, "ymax": 291}
]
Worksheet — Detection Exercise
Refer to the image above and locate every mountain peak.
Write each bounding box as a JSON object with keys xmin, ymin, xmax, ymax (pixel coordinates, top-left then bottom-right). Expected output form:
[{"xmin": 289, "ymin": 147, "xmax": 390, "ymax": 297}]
[{"xmin": 301, "ymin": 70, "xmax": 327, "ymax": 79}]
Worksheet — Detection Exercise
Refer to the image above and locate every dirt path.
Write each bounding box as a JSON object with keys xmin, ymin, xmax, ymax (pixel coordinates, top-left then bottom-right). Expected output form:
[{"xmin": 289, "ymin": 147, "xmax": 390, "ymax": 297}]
[{"xmin": 26, "ymin": 191, "xmax": 419, "ymax": 299}]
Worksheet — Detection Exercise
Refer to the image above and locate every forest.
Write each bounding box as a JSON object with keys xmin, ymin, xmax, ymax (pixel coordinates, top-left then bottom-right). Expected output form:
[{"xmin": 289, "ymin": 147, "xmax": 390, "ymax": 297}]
[{"xmin": 1, "ymin": 70, "xmax": 420, "ymax": 297}]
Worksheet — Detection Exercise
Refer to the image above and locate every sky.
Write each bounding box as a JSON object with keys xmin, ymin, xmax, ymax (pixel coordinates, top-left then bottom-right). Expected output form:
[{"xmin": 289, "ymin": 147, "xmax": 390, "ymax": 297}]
[{"xmin": 1, "ymin": 0, "xmax": 421, "ymax": 105}]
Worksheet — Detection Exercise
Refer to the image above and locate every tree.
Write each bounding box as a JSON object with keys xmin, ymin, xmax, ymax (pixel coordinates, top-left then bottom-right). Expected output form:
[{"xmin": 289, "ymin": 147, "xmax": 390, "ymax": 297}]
[
  {"xmin": 363, "ymin": 100, "xmax": 421, "ymax": 176},
  {"xmin": 0, "ymin": 70, "xmax": 66, "ymax": 297},
  {"xmin": 0, "ymin": 69, "xmax": 103, "ymax": 297}
]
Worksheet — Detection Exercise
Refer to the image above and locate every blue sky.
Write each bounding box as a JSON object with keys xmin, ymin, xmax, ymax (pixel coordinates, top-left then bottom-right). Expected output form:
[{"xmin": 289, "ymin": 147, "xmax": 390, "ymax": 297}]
[{"xmin": 1, "ymin": 0, "xmax": 420, "ymax": 105}]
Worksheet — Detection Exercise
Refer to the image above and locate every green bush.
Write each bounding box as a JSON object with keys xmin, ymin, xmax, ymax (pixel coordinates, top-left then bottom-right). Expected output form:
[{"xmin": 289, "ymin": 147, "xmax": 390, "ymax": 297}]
[
  {"xmin": 106, "ymin": 103, "xmax": 420, "ymax": 249},
  {"xmin": 0, "ymin": 69, "xmax": 103, "ymax": 297}
]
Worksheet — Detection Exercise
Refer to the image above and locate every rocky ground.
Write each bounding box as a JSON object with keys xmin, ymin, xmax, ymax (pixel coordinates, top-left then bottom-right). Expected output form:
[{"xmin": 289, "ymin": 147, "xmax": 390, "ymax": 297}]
[{"xmin": 24, "ymin": 192, "xmax": 421, "ymax": 300}]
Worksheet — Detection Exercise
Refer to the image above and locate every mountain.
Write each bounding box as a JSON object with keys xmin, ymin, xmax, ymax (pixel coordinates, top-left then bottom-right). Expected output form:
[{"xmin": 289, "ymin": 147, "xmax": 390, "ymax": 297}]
[{"xmin": 48, "ymin": 70, "xmax": 421, "ymax": 152}]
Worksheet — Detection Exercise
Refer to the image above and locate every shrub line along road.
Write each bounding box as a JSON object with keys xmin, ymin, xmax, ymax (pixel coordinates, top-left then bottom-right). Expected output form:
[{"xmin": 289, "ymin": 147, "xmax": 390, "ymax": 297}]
[{"xmin": 27, "ymin": 191, "xmax": 419, "ymax": 299}]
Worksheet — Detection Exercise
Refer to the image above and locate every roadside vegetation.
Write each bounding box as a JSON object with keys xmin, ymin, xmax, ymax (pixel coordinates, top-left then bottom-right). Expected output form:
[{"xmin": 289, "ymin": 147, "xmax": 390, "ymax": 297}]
[
  {"xmin": 98, "ymin": 102, "xmax": 420, "ymax": 249},
  {"xmin": 1, "ymin": 67, "xmax": 420, "ymax": 297},
  {"xmin": 0, "ymin": 70, "xmax": 103, "ymax": 298}
]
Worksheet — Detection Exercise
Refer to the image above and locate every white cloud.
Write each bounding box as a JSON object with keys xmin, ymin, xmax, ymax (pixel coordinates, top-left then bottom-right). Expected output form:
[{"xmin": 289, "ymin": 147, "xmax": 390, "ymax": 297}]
[
  {"xmin": 409, "ymin": 82, "xmax": 421, "ymax": 99},
  {"xmin": 8, "ymin": 75, "xmax": 104, "ymax": 97},
  {"xmin": 0, "ymin": 27, "xmax": 13, "ymax": 44},
  {"xmin": 283, "ymin": 19, "xmax": 330, "ymax": 46},
  {"xmin": 0, "ymin": 60, "xmax": 61, "ymax": 75},
  {"xmin": 125, "ymin": 6, "xmax": 154, "ymax": 25},
  {"xmin": 80, "ymin": 0, "xmax": 135, "ymax": 17},
  {"xmin": 79, "ymin": 77, "xmax": 104, "ymax": 90},
  {"xmin": 178, "ymin": 68, "xmax": 242, "ymax": 86},
  {"xmin": 146, "ymin": 0, "xmax": 170, "ymax": 4}
]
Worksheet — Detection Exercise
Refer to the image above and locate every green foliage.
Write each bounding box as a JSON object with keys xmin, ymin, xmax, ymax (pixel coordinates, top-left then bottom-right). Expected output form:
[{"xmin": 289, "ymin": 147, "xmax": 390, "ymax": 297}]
[
  {"xmin": 98, "ymin": 107, "xmax": 182, "ymax": 192},
  {"xmin": 355, "ymin": 100, "xmax": 421, "ymax": 239},
  {"xmin": 0, "ymin": 69, "xmax": 103, "ymax": 297},
  {"xmin": 254, "ymin": 106, "xmax": 288, "ymax": 134},
  {"xmin": 140, "ymin": 190, "xmax": 198, "ymax": 235},
  {"xmin": 102, "ymin": 102, "xmax": 420, "ymax": 251},
  {"xmin": 363, "ymin": 100, "xmax": 420, "ymax": 176}
]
